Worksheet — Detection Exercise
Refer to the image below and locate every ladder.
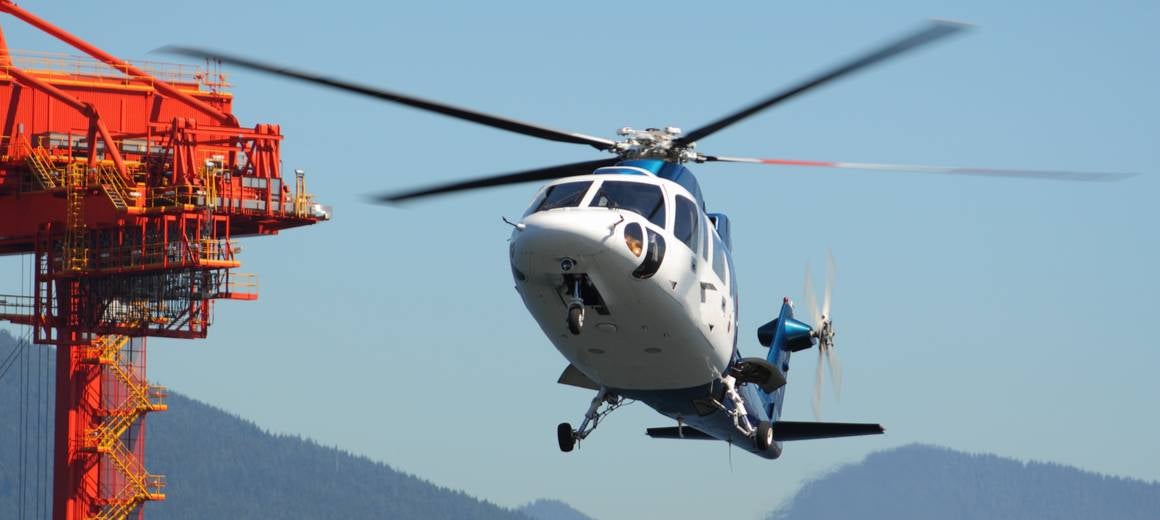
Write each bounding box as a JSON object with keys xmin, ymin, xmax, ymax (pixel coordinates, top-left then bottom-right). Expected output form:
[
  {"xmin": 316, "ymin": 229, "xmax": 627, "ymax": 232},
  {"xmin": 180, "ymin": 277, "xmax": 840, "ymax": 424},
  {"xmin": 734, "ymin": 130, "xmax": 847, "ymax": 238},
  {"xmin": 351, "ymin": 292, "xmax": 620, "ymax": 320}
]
[{"xmin": 64, "ymin": 163, "xmax": 88, "ymax": 271}]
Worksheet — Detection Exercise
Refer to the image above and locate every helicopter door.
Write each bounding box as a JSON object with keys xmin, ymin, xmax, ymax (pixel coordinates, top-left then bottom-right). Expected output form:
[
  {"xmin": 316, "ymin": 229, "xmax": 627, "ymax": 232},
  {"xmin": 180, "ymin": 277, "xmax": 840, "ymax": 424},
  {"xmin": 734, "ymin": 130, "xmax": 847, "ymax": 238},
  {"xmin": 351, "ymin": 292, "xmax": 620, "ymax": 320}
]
[
  {"xmin": 697, "ymin": 213, "xmax": 723, "ymax": 335},
  {"xmin": 710, "ymin": 231, "xmax": 732, "ymax": 332}
]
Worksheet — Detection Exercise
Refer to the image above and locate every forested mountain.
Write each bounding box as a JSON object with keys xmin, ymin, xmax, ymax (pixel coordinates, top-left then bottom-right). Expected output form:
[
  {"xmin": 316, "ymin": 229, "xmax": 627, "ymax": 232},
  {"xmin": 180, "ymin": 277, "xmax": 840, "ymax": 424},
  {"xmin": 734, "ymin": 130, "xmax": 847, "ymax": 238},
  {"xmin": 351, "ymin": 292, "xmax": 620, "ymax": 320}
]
[
  {"xmin": 7, "ymin": 332, "xmax": 1158, "ymax": 520},
  {"xmin": 0, "ymin": 332, "xmax": 54, "ymax": 519},
  {"xmin": 771, "ymin": 443, "xmax": 1160, "ymax": 519},
  {"xmin": 0, "ymin": 332, "xmax": 537, "ymax": 519},
  {"xmin": 146, "ymin": 392, "xmax": 533, "ymax": 519},
  {"xmin": 519, "ymin": 499, "xmax": 597, "ymax": 520}
]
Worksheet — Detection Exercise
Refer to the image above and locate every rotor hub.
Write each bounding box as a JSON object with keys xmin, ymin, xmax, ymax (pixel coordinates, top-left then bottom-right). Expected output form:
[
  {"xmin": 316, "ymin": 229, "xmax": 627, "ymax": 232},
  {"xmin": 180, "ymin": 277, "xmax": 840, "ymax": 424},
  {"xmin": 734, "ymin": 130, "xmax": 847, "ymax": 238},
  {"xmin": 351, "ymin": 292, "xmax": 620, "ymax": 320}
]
[
  {"xmin": 812, "ymin": 318, "xmax": 836, "ymax": 350},
  {"xmin": 612, "ymin": 127, "xmax": 698, "ymax": 163}
]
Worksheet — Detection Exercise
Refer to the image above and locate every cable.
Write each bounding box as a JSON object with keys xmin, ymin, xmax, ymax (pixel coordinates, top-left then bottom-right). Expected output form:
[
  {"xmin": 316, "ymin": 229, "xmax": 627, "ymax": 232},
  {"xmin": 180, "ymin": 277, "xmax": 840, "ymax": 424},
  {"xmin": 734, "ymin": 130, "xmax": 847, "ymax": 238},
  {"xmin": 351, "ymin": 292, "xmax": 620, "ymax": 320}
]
[
  {"xmin": 18, "ymin": 339, "xmax": 27, "ymax": 519},
  {"xmin": 41, "ymin": 344, "xmax": 50, "ymax": 518},
  {"xmin": 24, "ymin": 341, "xmax": 32, "ymax": 520},
  {"xmin": 0, "ymin": 341, "xmax": 20, "ymax": 381},
  {"xmin": 34, "ymin": 340, "xmax": 43, "ymax": 520},
  {"xmin": 37, "ymin": 255, "xmax": 49, "ymax": 518}
]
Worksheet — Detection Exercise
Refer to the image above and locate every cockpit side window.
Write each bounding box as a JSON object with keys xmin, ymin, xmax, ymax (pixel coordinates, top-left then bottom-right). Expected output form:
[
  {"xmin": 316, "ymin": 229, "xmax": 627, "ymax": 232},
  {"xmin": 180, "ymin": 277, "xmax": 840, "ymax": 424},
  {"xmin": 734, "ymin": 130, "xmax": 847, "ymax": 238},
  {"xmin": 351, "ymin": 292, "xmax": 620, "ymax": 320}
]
[
  {"xmin": 532, "ymin": 181, "xmax": 592, "ymax": 213},
  {"xmin": 590, "ymin": 181, "xmax": 666, "ymax": 228},
  {"xmin": 673, "ymin": 195, "xmax": 698, "ymax": 251}
]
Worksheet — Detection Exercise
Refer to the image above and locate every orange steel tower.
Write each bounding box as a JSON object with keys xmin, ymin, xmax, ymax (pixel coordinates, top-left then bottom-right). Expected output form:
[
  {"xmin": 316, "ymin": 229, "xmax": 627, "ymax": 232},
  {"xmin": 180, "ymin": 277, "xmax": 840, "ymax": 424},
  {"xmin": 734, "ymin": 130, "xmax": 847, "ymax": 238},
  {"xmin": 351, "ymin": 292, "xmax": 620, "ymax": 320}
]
[{"xmin": 0, "ymin": 2, "xmax": 328, "ymax": 519}]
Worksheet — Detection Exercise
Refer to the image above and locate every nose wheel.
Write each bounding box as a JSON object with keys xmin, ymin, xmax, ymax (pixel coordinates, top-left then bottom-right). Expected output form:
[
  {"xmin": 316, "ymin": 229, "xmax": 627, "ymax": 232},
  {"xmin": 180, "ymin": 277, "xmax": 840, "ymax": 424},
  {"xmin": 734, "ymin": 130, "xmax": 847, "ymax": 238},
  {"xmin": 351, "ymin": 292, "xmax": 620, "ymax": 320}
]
[
  {"xmin": 565, "ymin": 275, "xmax": 585, "ymax": 335},
  {"xmin": 567, "ymin": 304, "xmax": 585, "ymax": 335}
]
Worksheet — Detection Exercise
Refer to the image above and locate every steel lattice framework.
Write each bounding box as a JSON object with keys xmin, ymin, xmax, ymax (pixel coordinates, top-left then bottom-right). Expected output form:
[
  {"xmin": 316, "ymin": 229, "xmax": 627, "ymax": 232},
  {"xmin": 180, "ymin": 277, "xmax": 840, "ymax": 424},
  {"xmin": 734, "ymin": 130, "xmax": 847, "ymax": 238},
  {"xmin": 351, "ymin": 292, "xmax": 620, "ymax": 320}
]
[{"xmin": 0, "ymin": 2, "xmax": 326, "ymax": 518}]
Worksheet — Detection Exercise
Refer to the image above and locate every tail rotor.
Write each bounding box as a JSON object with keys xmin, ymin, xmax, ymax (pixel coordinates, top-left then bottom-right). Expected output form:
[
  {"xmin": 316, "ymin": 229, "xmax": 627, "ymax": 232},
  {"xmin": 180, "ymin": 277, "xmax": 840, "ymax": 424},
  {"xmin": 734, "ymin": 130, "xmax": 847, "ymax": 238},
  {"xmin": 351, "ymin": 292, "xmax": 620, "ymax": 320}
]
[{"xmin": 804, "ymin": 252, "xmax": 840, "ymax": 420}]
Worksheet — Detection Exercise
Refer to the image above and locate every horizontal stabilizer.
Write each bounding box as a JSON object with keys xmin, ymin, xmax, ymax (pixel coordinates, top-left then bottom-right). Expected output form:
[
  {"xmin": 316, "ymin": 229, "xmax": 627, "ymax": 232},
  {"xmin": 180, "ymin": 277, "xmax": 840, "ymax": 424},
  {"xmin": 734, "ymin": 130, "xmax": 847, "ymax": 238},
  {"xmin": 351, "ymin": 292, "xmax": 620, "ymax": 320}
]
[
  {"xmin": 557, "ymin": 364, "xmax": 600, "ymax": 390},
  {"xmin": 645, "ymin": 426, "xmax": 715, "ymax": 440},
  {"xmin": 774, "ymin": 421, "xmax": 884, "ymax": 441}
]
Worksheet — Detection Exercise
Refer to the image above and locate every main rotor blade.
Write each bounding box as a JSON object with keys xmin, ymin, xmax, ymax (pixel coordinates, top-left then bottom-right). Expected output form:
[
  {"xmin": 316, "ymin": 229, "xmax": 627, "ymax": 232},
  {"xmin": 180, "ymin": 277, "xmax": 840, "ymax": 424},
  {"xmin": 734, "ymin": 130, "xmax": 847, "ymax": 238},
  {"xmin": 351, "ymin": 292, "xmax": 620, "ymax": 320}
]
[
  {"xmin": 375, "ymin": 157, "xmax": 620, "ymax": 203},
  {"xmin": 702, "ymin": 155, "xmax": 1139, "ymax": 182},
  {"xmin": 675, "ymin": 20, "xmax": 969, "ymax": 146},
  {"xmin": 161, "ymin": 46, "xmax": 618, "ymax": 151}
]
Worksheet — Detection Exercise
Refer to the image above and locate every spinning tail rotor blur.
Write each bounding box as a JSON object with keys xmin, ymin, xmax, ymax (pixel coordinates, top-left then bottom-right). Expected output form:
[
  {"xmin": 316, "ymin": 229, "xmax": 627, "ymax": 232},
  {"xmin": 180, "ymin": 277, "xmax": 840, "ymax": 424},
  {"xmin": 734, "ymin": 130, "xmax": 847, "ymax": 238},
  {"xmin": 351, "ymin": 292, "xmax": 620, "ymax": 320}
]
[{"xmin": 804, "ymin": 251, "xmax": 840, "ymax": 420}]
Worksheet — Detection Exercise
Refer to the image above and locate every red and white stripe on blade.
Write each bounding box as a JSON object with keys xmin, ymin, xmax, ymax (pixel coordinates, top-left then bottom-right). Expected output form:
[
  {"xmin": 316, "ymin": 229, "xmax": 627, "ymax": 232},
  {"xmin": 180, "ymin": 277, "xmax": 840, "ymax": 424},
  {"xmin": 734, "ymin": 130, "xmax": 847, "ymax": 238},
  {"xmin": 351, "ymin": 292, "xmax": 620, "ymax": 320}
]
[{"xmin": 705, "ymin": 156, "xmax": 1137, "ymax": 182}]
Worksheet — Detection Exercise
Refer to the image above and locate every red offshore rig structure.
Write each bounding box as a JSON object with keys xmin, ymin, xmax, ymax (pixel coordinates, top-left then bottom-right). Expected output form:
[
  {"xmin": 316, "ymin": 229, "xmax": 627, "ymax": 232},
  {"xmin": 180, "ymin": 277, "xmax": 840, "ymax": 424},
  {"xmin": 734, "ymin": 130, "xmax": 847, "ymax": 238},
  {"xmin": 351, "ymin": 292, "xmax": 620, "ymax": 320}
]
[{"xmin": 0, "ymin": 2, "xmax": 328, "ymax": 518}]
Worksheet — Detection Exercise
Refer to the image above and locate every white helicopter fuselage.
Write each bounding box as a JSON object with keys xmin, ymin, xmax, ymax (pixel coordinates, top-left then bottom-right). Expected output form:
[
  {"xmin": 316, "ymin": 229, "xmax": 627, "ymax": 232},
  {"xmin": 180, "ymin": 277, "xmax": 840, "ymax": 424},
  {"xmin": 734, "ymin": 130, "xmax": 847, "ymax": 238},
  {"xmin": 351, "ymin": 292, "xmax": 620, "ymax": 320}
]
[{"xmin": 510, "ymin": 171, "xmax": 737, "ymax": 391}]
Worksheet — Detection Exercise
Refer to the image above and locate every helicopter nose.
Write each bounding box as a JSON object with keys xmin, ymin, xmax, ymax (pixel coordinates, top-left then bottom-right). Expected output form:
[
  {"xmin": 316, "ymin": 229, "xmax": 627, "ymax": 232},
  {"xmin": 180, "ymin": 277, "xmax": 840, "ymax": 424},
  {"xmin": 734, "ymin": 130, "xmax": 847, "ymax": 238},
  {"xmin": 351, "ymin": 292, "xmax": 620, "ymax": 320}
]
[{"xmin": 513, "ymin": 209, "xmax": 625, "ymax": 262}]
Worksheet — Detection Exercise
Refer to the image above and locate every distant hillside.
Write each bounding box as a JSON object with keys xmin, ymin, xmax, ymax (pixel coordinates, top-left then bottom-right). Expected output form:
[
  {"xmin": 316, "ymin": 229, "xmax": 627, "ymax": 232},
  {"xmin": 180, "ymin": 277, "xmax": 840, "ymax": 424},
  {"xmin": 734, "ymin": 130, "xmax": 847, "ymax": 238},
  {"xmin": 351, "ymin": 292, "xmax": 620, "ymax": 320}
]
[
  {"xmin": 0, "ymin": 332, "xmax": 56, "ymax": 518},
  {"xmin": 13, "ymin": 330, "xmax": 1159, "ymax": 520},
  {"xmin": 771, "ymin": 443, "xmax": 1160, "ymax": 520},
  {"xmin": 0, "ymin": 332, "xmax": 546, "ymax": 519},
  {"xmin": 519, "ymin": 499, "xmax": 597, "ymax": 520},
  {"xmin": 146, "ymin": 392, "xmax": 534, "ymax": 520}
]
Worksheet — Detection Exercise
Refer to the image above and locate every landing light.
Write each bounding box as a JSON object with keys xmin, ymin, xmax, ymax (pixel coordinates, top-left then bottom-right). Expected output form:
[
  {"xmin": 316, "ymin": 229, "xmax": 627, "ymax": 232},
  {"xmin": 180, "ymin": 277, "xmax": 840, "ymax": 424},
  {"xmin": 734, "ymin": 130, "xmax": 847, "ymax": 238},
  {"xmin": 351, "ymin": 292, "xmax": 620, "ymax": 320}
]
[{"xmin": 624, "ymin": 223, "xmax": 644, "ymax": 257}]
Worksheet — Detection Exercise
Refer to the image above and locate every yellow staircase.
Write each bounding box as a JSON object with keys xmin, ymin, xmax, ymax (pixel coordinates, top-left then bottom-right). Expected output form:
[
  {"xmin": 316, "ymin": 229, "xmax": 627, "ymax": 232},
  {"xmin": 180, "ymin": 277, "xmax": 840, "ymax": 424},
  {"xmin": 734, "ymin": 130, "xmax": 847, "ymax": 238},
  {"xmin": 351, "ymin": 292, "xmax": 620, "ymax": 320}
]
[
  {"xmin": 82, "ymin": 334, "xmax": 167, "ymax": 520},
  {"xmin": 96, "ymin": 163, "xmax": 131, "ymax": 211},
  {"xmin": 21, "ymin": 138, "xmax": 62, "ymax": 190}
]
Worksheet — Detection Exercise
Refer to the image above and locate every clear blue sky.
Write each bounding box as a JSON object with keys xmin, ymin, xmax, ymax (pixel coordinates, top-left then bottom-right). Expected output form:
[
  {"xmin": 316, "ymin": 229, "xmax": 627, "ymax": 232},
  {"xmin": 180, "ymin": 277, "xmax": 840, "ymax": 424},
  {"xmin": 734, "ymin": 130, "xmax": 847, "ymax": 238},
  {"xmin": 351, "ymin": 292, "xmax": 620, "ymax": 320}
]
[{"xmin": 1, "ymin": 1, "xmax": 1157, "ymax": 519}]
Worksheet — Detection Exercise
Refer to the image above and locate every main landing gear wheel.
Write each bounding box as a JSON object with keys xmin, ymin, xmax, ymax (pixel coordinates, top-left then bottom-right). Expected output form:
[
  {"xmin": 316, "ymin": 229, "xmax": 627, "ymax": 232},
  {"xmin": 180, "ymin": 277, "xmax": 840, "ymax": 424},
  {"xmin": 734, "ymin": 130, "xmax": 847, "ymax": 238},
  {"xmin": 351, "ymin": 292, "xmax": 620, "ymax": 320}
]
[
  {"xmin": 755, "ymin": 421, "xmax": 774, "ymax": 451},
  {"xmin": 567, "ymin": 305, "xmax": 584, "ymax": 335},
  {"xmin": 557, "ymin": 422, "xmax": 576, "ymax": 452},
  {"xmin": 558, "ymin": 386, "xmax": 625, "ymax": 453}
]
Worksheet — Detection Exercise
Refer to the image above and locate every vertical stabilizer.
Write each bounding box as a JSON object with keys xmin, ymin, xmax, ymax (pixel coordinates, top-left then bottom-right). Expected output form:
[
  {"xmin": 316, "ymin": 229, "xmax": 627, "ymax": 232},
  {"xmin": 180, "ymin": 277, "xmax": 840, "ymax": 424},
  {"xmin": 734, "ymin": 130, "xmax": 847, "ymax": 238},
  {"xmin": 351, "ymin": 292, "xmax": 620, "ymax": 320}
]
[
  {"xmin": 757, "ymin": 298, "xmax": 814, "ymax": 361},
  {"xmin": 754, "ymin": 298, "xmax": 814, "ymax": 420}
]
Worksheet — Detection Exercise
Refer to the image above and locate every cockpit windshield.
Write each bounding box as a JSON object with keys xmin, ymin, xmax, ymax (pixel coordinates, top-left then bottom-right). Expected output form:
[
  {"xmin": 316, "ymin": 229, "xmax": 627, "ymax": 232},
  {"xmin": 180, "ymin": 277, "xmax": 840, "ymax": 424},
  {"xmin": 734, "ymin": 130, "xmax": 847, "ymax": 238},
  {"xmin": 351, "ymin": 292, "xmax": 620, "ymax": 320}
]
[
  {"xmin": 530, "ymin": 181, "xmax": 592, "ymax": 213},
  {"xmin": 589, "ymin": 181, "xmax": 666, "ymax": 228}
]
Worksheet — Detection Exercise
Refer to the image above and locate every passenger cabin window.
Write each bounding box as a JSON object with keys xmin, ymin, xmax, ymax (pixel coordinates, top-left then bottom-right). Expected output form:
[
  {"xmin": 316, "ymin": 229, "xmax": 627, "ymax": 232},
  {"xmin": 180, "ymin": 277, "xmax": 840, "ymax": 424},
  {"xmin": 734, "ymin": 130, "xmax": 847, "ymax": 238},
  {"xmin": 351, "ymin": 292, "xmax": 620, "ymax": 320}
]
[
  {"xmin": 700, "ymin": 214, "xmax": 711, "ymax": 262},
  {"xmin": 590, "ymin": 181, "xmax": 666, "ymax": 228},
  {"xmin": 712, "ymin": 232, "xmax": 728, "ymax": 286},
  {"xmin": 674, "ymin": 196, "xmax": 698, "ymax": 252},
  {"xmin": 532, "ymin": 181, "xmax": 592, "ymax": 213}
]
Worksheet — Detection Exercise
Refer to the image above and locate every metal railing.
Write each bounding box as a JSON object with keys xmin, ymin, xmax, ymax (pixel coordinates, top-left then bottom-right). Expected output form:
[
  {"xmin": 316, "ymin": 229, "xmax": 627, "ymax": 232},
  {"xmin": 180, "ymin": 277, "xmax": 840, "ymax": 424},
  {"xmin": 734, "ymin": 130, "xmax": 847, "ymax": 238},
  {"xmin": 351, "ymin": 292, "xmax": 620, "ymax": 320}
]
[
  {"xmin": 146, "ymin": 184, "xmax": 211, "ymax": 208},
  {"xmin": 88, "ymin": 238, "xmax": 238, "ymax": 272},
  {"xmin": 0, "ymin": 295, "xmax": 38, "ymax": 322},
  {"xmin": 222, "ymin": 272, "xmax": 258, "ymax": 297},
  {"xmin": 7, "ymin": 49, "xmax": 229, "ymax": 92}
]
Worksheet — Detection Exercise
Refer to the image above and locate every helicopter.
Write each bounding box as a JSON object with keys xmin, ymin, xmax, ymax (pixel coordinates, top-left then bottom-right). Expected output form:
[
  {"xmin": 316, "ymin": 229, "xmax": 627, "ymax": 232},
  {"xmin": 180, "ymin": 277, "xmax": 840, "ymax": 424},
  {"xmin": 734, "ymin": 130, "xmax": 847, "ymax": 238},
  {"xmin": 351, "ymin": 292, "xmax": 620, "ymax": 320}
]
[{"xmin": 166, "ymin": 20, "xmax": 1134, "ymax": 458}]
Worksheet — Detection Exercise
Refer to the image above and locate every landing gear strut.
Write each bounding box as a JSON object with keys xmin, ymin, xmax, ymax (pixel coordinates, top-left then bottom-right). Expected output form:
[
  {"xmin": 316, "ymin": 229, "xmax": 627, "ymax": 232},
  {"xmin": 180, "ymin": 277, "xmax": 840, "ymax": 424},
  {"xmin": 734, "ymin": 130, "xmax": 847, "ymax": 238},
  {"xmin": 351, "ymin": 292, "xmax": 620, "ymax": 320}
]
[
  {"xmin": 558, "ymin": 386, "xmax": 626, "ymax": 452},
  {"xmin": 715, "ymin": 375, "xmax": 777, "ymax": 453},
  {"xmin": 717, "ymin": 375, "xmax": 755, "ymax": 437}
]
